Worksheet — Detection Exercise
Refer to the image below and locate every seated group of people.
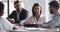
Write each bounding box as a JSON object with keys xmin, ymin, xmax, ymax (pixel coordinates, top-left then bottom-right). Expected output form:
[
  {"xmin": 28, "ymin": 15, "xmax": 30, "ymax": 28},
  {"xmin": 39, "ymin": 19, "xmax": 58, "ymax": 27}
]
[{"xmin": 0, "ymin": 0, "xmax": 60, "ymax": 32}]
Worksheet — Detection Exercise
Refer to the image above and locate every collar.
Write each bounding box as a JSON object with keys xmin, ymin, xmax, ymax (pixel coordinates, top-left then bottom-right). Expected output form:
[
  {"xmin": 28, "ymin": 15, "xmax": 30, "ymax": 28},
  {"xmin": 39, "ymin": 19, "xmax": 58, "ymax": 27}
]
[
  {"xmin": 33, "ymin": 16, "xmax": 40, "ymax": 21},
  {"xmin": 16, "ymin": 7, "xmax": 22, "ymax": 14},
  {"xmin": 53, "ymin": 12, "xmax": 59, "ymax": 16},
  {"xmin": 51, "ymin": 12, "xmax": 60, "ymax": 19},
  {"xmin": 50, "ymin": 12, "xmax": 59, "ymax": 16}
]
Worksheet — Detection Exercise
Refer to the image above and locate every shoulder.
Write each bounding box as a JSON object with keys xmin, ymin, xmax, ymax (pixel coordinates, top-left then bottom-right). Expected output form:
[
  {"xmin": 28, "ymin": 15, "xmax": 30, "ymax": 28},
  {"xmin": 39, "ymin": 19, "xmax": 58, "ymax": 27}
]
[
  {"xmin": 55, "ymin": 12, "xmax": 60, "ymax": 18},
  {"xmin": 12, "ymin": 10, "xmax": 16, "ymax": 13},
  {"xmin": 25, "ymin": 16, "xmax": 33, "ymax": 20},
  {"xmin": 0, "ymin": 17, "xmax": 8, "ymax": 23},
  {"xmin": 40, "ymin": 16, "xmax": 46, "ymax": 22},
  {"xmin": 29, "ymin": 16, "xmax": 34, "ymax": 19},
  {"xmin": 0, "ymin": 17, "xmax": 5, "ymax": 21},
  {"xmin": 10, "ymin": 10, "xmax": 16, "ymax": 15},
  {"xmin": 40, "ymin": 16, "xmax": 46, "ymax": 19},
  {"xmin": 22, "ymin": 8, "xmax": 28, "ymax": 13}
]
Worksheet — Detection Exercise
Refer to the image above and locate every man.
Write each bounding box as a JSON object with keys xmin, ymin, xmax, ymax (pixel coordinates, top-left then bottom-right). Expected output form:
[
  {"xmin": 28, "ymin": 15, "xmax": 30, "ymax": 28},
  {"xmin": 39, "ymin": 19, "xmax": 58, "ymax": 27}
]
[
  {"xmin": 7, "ymin": 1, "xmax": 28, "ymax": 23},
  {"xmin": 42, "ymin": 1, "xmax": 60, "ymax": 28},
  {"xmin": 0, "ymin": 2, "xmax": 20, "ymax": 32}
]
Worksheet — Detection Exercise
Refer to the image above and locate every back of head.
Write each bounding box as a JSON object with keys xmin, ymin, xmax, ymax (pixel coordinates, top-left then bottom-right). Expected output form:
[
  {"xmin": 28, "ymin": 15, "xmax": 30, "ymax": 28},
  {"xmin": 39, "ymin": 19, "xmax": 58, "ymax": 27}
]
[
  {"xmin": 49, "ymin": 1, "xmax": 59, "ymax": 9},
  {"xmin": 0, "ymin": 2, "xmax": 4, "ymax": 16}
]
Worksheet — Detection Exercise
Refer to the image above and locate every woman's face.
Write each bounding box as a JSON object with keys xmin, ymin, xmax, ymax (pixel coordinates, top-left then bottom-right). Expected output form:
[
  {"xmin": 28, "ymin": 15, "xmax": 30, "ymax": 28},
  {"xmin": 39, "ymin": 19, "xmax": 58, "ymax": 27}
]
[{"xmin": 34, "ymin": 6, "xmax": 41, "ymax": 16}]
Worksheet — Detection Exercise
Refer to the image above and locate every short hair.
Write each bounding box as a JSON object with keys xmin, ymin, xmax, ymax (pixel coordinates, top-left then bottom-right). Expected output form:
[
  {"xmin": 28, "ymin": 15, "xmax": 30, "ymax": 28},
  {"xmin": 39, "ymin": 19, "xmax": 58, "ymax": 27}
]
[
  {"xmin": 0, "ymin": 2, "xmax": 4, "ymax": 14},
  {"xmin": 32, "ymin": 3, "xmax": 42, "ymax": 16},
  {"xmin": 49, "ymin": 1, "xmax": 59, "ymax": 9},
  {"xmin": 14, "ymin": 1, "xmax": 20, "ymax": 5}
]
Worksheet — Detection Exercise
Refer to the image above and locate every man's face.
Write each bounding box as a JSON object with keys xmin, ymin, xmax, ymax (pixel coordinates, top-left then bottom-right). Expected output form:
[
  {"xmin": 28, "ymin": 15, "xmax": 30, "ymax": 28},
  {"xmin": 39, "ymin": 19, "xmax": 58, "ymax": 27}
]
[
  {"xmin": 49, "ymin": 6, "xmax": 55, "ymax": 14},
  {"xmin": 14, "ymin": 3, "xmax": 21, "ymax": 11}
]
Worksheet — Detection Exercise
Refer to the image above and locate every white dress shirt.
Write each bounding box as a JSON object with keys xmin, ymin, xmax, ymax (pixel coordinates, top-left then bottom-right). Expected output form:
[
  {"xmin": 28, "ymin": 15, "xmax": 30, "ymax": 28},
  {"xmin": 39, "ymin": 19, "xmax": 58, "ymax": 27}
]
[{"xmin": 0, "ymin": 17, "xmax": 14, "ymax": 32}]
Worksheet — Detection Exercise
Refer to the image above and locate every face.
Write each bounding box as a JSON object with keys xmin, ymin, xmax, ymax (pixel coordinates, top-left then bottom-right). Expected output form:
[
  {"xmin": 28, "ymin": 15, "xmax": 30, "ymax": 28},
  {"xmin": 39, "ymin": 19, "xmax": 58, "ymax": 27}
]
[
  {"xmin": 49, "ymin": 6, "xmax": 55, "ymax": 14},
  {"xmin": 34, "ymin": 6, "xmax": 41, "ymax": 16},
  {"xmin": 14, "ymin": 3, "xmax": 21, "ymax": 11},
  {"xmin": 0, "ymin": 10, "xmax": 4, "ymax": 16}
]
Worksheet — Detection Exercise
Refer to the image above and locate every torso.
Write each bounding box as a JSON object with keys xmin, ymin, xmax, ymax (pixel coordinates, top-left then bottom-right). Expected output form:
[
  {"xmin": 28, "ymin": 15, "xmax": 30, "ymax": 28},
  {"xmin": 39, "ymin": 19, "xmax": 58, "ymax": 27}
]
[{"xmin": 28, "ymin": 16, "xmax": 46, "ymax": 24}]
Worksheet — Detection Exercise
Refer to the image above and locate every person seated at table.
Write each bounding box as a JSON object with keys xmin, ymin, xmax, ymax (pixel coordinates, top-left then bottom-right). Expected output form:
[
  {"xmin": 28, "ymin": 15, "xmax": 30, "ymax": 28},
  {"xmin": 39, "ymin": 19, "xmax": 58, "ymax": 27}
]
[
  {"xmin": 0, "ymin": 2, "xmax": 21, "ymax": 32},
  {"xmin": 41, "ymin": 1, "xmax": 60, "ymax": 28},
  {"xmin": 7, "ymin": 1, "xmax": 28, "ymax": 24},
  {"xmin": 22, "ymin": 3, "xmax": 46, "ymax": 26}
]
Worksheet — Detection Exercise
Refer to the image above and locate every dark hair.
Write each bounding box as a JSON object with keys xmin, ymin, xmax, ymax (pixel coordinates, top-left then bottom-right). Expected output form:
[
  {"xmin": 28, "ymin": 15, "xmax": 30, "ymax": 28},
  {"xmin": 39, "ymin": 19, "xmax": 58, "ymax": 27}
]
[
  {"xmin": 49, "ymin": 1, "xmax": 59, "ymax": 9},
  {"xmin": 14, "ymin": 1, "xmax": 20, "ymax": 5},
  {"xmin": 32, "ymin": 3, "xmax": 42, "ymax": 16},
  {"xmin": 0, "ymin": 2, "xmax": 4, "ymax": 16}
]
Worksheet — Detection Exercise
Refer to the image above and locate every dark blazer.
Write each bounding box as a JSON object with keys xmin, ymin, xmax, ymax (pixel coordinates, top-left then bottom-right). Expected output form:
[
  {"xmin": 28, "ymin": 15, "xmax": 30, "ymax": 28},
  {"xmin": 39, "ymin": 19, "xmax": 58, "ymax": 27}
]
[{"xmin": 8, "ymin": 8, "xmax": 28, "ymax": 23}]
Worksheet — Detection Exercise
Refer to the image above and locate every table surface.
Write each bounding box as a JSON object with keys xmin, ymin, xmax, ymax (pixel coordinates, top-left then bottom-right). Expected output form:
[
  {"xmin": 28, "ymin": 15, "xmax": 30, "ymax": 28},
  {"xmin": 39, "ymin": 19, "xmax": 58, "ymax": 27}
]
[{"xmin": 10, "ymin": 27, "xmax": 59, "ymax": 32}]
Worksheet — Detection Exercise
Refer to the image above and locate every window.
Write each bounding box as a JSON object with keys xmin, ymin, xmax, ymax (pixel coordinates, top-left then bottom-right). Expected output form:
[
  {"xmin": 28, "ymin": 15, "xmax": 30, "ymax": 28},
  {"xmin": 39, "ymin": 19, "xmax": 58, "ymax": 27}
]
[{"xmin": 0, "ymin": 0, "xmax": 24, "ymax": 18}]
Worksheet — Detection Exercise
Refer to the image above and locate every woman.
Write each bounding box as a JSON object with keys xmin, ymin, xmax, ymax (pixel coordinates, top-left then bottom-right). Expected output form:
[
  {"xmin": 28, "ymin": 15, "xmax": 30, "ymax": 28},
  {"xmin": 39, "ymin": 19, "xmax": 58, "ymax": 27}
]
[{"xmin": 22, "ymin": 3, "xmax": 46, "ymax": 26}]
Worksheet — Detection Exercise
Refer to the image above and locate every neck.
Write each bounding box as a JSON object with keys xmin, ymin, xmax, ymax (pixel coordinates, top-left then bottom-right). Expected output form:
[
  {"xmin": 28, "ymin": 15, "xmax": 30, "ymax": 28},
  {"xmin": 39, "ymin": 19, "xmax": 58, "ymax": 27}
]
[
  {"xmin": 35, "ymin": 15, "xmax": 40, "ymax": 21},
  {"xmin": 53, "ymin": 9, "xmax": 58, "ymax": 14},
  {"xmin": 16, "ymin": 10, "xmax": 20, "ymax": 13}
]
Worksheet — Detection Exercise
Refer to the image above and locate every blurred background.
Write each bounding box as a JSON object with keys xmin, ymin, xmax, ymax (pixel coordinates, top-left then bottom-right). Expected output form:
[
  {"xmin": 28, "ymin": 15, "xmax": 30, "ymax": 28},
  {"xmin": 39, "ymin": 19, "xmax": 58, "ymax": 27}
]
[{"xmin": 0, "ymin": 0, "xmax": 59, "ymax": 22}]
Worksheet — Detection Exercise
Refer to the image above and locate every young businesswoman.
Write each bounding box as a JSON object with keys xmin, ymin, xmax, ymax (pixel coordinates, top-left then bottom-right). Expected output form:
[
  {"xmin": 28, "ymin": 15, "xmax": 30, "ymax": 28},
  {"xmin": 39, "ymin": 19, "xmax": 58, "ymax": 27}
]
[{"xmin": 22, "ymin": 3, "xmax": 46, "ymax": 26}]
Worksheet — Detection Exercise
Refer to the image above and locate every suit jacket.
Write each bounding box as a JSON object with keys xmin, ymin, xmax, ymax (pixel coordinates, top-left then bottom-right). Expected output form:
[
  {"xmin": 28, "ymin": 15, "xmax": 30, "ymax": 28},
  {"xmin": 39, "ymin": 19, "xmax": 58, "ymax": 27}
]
[{"xmin": 8, "ymin": 8, "xmax": 28, "ymax": 23}]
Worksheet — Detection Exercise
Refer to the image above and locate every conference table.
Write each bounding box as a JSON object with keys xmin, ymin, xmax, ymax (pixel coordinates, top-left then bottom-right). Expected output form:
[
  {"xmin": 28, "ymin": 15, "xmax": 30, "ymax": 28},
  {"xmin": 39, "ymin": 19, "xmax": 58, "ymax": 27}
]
[{"xmin": 10, "ymin": 26, "xmax": 59, "ymax": 32}]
